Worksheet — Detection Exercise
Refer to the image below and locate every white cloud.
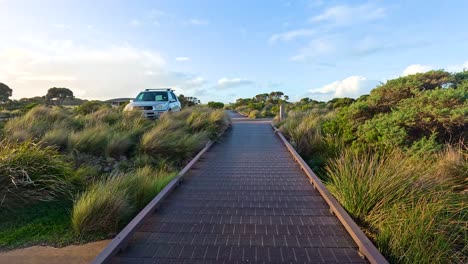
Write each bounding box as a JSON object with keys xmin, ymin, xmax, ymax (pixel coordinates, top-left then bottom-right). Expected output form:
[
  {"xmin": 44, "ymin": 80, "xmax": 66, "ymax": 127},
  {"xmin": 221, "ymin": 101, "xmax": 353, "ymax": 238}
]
[
  {"xmin": 0, "ymin": 40, "xmax": 207, "ymax": 100},
  {"xmin": 309, "ymin": 76, "xmax": 379, "ymax": 98},
  {"xmin": 216, "ymin": 78, "xmax": 253, "ymax": 89},
  {"xmin": 310, "ymin": 3, "xmax": 385, "ymax": 26},
  {"xmin": 309, "ymin": 0, "xmax": 325, "ymax": 7},
  {"xmin": 402, "ymin": 64, "xmax": 433, "ymax": 76},
  {"xmin": 290, "ymin": 37, "xmax": 335, "ymax": 61},
  {"xmin": 54, "ymin": 24, "xmax": 72, "ymax": 29},
  {"xmin": 269, "ymin": 29, "xmax": 315, "ymax": 43},
  {"xmin": 175, "ymin": 57, "xmax": 190, "ymax": 62},
  {"xmin": 184, "ymin": 77, "xmax": 207, "ymax": 88},
  {"xmin": 187, "ymin": 19, "xmax": 209, "ymax": 26},
  {"xmin": 130, "ymin": 19, "xmax": 142, "ymax": 27},
  {"xmin": 447, "ymin": 60, "xmax": 468, "ymax": 72}
]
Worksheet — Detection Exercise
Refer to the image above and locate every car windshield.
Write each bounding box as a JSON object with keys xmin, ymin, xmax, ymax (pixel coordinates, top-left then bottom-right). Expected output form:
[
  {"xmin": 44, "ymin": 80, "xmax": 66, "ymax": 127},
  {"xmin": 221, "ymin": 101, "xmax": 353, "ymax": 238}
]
[{"xmin": 135, "ymin": 91, "xmax": 168, "ymax": 102}]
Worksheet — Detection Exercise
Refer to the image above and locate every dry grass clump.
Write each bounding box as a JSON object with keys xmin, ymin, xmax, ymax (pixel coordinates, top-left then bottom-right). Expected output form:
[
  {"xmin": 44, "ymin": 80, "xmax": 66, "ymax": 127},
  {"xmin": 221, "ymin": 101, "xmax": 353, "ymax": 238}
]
[
  {"xmin": 71, "ymin": 166, "xmax": 175, "ymax": 234},
  {"xmin": 71, "ymin": 177, "xmax": 131, "ymax": 234},
  {"xmin": 325, "ymin": 149, "xmax": 467, "ymax": 263},
  {"xmin": 432, "ymin": 145, "xmax": 467, "ymax": 192},
  {"xmin": 0, "ymin": 140, "xmax": 73, "ymax": 209},
  {"xmin": 69, "ymin": 126, "xmax": 110, "ymax": 156},
  {"xmin": 4, "ymin": 106, "xmax": 78, "ymax": 142},
  {"xmin": 248, "ymin": 110, "xmax": 261, "ymax": 119},
  {"xmin": 141, "ymin": 107, "xmax": 228, "ymax": 162},
  {"xmin": 105, "ymin": 132, "xmax": 136, "ymax": 159},
  {"xmin": 40, "ymin": 127, "xmax": 70, "ymax": 150},
  {"xmin": 325, "ymin": 150, "xmax": 428, "ymax": 220},
  {"xmin": 367, "ymin": 193, "xmax": 466, "ymax": 264},
  {"xmin": 141, "ymin": 127, "xmax": 208, "ymax": 162}
]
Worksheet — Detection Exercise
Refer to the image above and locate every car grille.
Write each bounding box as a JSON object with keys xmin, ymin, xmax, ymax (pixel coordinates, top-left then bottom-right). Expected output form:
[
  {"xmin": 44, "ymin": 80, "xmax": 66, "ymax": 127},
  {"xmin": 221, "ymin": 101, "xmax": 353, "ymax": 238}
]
[{"xmin": 138, "ymin": 106, "xmax": 153, "ymax": 110}]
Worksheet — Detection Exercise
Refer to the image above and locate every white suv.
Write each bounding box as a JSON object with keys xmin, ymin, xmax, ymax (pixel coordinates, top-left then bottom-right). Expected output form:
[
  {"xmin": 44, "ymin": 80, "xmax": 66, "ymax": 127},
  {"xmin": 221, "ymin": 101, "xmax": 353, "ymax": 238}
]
[{"xmin": 124, "ymin": 89, "xmax": 182, "ymax": 118}]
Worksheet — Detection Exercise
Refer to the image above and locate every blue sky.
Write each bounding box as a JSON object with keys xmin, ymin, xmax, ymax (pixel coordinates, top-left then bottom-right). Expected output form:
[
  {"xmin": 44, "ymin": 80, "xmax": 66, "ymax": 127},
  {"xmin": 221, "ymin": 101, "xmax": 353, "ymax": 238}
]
[{"xmin": 1, "ymin": 0, "xmax": 467, "ymax": 103}]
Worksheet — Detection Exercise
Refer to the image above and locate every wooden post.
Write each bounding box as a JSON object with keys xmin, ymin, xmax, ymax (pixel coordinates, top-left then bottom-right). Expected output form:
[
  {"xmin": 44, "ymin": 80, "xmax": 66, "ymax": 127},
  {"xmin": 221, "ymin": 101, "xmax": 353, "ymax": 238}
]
[{"xmin": 279, "ymin": 103, "xmax": 285, "ymax": 121}]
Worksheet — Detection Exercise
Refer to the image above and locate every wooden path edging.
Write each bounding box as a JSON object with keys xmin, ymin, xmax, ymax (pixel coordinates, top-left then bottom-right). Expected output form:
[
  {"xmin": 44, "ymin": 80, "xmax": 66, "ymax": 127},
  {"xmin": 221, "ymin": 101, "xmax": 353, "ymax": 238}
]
[
  {"xmin": 91, "ymin": 141, "xmax": 214, "ymax": 264},
  {"xmin": 272, "ymin": 124, "xmax": 388, "ymax": 264}
]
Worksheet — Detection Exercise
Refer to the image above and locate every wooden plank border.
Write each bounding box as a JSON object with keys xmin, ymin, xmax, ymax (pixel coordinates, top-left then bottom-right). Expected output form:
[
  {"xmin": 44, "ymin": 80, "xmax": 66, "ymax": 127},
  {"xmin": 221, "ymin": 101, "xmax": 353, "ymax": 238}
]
[
  {"xmin": 271, "ymin": 124, "xmax": 388, "ymax": 264},
  {"xmin": 92, "ymin": 140, "xmax": 214, "ymax": 264}
]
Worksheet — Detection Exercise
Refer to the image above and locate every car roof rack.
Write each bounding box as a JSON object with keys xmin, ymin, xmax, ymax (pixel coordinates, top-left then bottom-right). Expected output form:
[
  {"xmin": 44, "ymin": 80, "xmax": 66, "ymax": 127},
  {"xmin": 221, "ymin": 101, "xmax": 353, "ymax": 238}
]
[{"xmin": 144, "ymin": 88, "xmax": 174, "ymax": 92}]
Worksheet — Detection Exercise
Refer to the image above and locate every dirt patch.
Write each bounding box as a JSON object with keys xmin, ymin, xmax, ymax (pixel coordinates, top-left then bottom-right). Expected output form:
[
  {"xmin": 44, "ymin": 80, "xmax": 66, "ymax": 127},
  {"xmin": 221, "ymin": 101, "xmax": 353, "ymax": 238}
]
[{"xmin": 0, "ymin": 240, "xmax": 110, "ymax": 264}]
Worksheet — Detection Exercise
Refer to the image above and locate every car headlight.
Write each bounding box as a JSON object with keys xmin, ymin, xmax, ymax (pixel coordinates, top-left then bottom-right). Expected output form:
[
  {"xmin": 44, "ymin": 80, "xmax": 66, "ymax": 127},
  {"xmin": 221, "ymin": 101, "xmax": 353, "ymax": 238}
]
[{"xmin": 154, "ymin": 104, "xmax": 165, "ymax": 110}]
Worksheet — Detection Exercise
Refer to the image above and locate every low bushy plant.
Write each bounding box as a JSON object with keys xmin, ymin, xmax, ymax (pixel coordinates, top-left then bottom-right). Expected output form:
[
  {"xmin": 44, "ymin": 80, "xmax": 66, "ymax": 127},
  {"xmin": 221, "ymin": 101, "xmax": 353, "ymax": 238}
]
[
  {"xmin": 141, "ymin": 128, "xmax": 208, "ymax": 162},
  {"xmin": 105, "ymin": 132, "xmax": 136, "ymax": 158},
  {"xmin": 248, "ymin": 110, "xmax": 260, "ymax": 119},
  {"xmin": 69, "ymin": 126, "xmax": 110, "ymax": 156},
  {"xmin": 74, "ymin": 101, "xmax": 105, "ymax": 115},
  {"xmin": 432, "ymin": 146, "xmax": 468, "ymax": 192},
  {"xmin": 71, "ymin": 166, "xmax": 175, "ymax": 234},
  {"xmin": 41, "ymin": 127, "xmax": 70, "ymax": 150},
  {"xmin": 0, "ymin": 140, "xmax": 73, "ymax": 209},
  {"xmin": 325, "ymin": 149, "xmax": 428, "ymax": 220},
  {"xmin": 71, "ymin": 177, "xmax": 132, "ymax": 234},
  {"xmin": 125, "ymin": 166, "xmax": 175, "ymax": 209},
  {"xmin": 367, "ymin": 194, "xmax": 466, "ymax": 263}
]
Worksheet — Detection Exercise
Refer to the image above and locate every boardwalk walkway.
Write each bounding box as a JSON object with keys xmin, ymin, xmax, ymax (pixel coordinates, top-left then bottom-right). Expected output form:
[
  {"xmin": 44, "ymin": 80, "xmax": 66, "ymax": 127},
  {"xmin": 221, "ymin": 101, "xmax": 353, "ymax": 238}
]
[{"xmin": 110, "ymin": 112, "xmax": 365, "ymax": 263}]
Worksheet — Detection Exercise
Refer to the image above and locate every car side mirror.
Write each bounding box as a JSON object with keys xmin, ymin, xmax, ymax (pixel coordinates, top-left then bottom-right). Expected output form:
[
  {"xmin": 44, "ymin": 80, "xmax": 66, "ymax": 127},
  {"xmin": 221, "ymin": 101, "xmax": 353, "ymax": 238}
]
[{"xmin": 170, "ymin": 99, "xmax": 176, "ymax": 103}]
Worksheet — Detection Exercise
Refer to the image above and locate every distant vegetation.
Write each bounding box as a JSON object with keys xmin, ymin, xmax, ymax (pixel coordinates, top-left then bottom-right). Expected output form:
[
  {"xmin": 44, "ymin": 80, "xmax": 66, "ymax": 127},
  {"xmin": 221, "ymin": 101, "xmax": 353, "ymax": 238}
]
[
  {"xmin": 275, "ymin": 70, "xmax": 467, "ymax": 264},
  {"xmin": 178, "ymin": 94, "xmax": 201, "ymax": 107},
  {"xmin": 45, "ymin": 87, "xmax": 74, "ymax": 106},
  {"xmin": 0, "ymin": 83, "xmax": 13, "ymax": 103},
  {"xmin": 0, "ymin": 95, "xmax": 229, "ymax": 249},
  {"xmin": 207, "ymin": 101, "xmax": 224, "ymax": 109},
  {"xmin": 232, "ymin": 91, "xmax": 289, "ymax": 118}
]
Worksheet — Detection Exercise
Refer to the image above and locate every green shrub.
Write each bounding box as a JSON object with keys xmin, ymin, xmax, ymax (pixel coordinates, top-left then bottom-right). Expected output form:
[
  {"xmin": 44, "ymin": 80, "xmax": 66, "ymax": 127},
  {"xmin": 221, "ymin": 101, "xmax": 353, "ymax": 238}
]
[
  {"xmin": 83, "ymin": 107, "xmax": 119, "ymax": 126},
  {"xmin": 367, "ymin": 194, "xmax": 465, "ymax": 263},
  {"xmin": 407, "ymin": 133, "xmax": 443, "ymax": 157},
  {"xmin": 74, "ymin": 165, "xmax": 101, "ymax": 183},
  {"xmin": 69, "ymin": 126, "xmax": 110, "ymax": 156},
  {"xmin": 248, "ymin": 110, "xmax": 261, "ymax": 119},
  {"xmin": 260, "ymin": 109, "xmax": 271, "ymax": 117},
  {"xmin": 106, "ymin": 132, "xmax": 135, "ymax": 158},
  {"xmin": 208, "ymin": 109, "xmax": 229, "ymax": 138},
  {"xmin": 0, "ymin": 140, "xmax": 73, "ymax": 209},
  {"xmin": 141, "ymin": 128, "xmax": 208, "ymax": 162},
  {"xmin": 325, "ymin": 149, "xmax": 428, "ymax": 220},
  {"xmin": 325, "ymin": 149, "xmax": 466, "ymax": 263},
  {"xmin": 71, "ymin": 177, "xmax": 132, "ymax": 234},
  {"xmin": 277, "ymin": 110, "xmax": 340, "ymax": 173},
  {"xmin": 207, "ymin": 101, "xmax": 224, "ymax": 109},
  {"xmin": 41, "ymin": 128, "xmax": 70, "ymax": 150},
  {"xmin": 4, "ymin": 106, "xmax": 76, "ymax": 142},
  {"xmin": 71, "ymin": 167, "xmax": 175, "ymax": 234},
  {"xmin": 432, "ymin": 146, "xmax": 468, "ymax": 192},
  {"xmin": 125, "ymin": 166, "xmax": 175, "ymax": 209},
  {"xmin": 75, "ymin": 101, "xmax": 105, "ymax": 115},
  {"xmin": 187, "ymin": 110, "xmax": 210, "ymax": 132}
]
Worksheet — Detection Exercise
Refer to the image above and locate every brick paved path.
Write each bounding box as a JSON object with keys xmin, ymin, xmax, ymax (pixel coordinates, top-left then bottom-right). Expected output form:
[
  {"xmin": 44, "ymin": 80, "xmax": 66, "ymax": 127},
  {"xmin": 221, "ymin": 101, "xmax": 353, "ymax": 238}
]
[{"xmin": 111, "ymin": 112, "xmax": 365, "ymax": 263}]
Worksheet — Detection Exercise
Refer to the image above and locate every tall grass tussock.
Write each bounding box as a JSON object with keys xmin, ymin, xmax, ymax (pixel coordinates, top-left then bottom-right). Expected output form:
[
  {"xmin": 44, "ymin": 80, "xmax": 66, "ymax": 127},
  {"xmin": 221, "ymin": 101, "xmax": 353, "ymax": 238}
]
[
  {"xmin": 1, "ymin": 104, "xmax": 229, "ymax": 247},
  {"xmin": 0, "ymin": 140, "xmax": 73, "ymax": 209},
  {"xmin": 277, "ymin": 90, "xmax": 467, "ymax": 263},
  {"xmin": 72, "ymin": 167, "xmax": 175, "ymax": 234}
]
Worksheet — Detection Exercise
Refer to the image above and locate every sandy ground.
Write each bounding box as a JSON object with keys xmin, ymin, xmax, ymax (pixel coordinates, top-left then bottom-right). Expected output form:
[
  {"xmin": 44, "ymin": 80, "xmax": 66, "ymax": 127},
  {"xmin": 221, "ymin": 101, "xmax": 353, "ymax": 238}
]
[{"xmin": 0, "ymin": 240, "xmax": 111, "ymax": 264}]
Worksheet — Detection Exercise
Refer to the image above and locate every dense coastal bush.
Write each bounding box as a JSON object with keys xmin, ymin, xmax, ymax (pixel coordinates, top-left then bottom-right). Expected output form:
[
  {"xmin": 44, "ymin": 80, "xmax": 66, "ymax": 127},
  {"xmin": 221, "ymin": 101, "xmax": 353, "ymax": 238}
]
[{"xmin": 277, "ymin": 70, "xmax": 467, "ymax": 263}]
